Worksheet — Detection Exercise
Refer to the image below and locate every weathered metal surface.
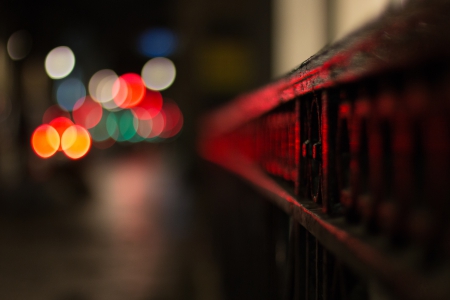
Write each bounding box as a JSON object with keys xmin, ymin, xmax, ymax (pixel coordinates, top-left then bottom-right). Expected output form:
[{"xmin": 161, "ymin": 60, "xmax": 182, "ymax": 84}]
[{"xmin": 199, "ymin": 0, "xmax": 450, "ymax": 299}]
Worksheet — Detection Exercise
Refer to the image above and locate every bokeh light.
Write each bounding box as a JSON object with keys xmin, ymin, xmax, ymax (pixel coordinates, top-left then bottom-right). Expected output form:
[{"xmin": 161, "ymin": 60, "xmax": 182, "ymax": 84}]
[
  {"xmin": 102, "ymin": 97, "xmax": 121, "ymax": 111},
  {"xmin": 88, "ymin": 69, "xmax": 119, "ymax": 105},
  {"xmin": 106, "ymin": 110, "xmax": 138, "ymax": 142},
  {"xmin": 72, "ymin": 96, "xmax": 103, "ymax": 129},
  {"xmin": 49, "ymin": 116, "xmax": 73, "ymax": 150},
  {"xmin": 141, "ymin": 57, "xmax": 176, "ymax": 91},
  {"xmin": 106, "ymin": 113, "xmax": 120, "ymax": 141},
  {"xmin": 138, "ymin": 28, "xmax": 177, "ymax": 57},
  {"xmin": 56, "ymin": 78, "xmax": 86, "ymax": 111},
  {"xmin": 45, "ymin": 46, "xmax": 75, "ymax": 79},
  {"xmin": 31, "ymin": 124, "xmax": 60, "ymax": 158},
  {"xmin": 49, "ymin": 117, "xmax": 73, "ymax": 137},
  {"xmin": 118, "ymin": 110, "xmax": 138, "ymax": 141},
  {"xmin": 61, "ymin": 125, "xmax": 91, "ymax": 159},
  {"xmin": 113, "ymin": 73, "xmax": 146, "ymax": 108},
  {"xmin": 147, "ymin": 111, "xmax": 165, "ymax": 139},
  {"xmin": 89, "ymin": 110, "xmax": 112, "ymax": 142},
  {"xmin": 160, "ymin": 99, "xmax": 183, "ymax": 138},
  {"xmin": 7, "ymin": 30, "xmax": 32, "ymax": 61},
  {"xmin": 112, "ymin": 77, "xmax": 128, "ymax": 108},
  {"xmin": 134, "ymin": 116, "xmax": 152, "ymax": 138},
  {"xmin": 131, "ymin": 89, "xmax": 163, "ymax": 120},
  {"xmin": 43, "ymin": 105, "xmax": 71, "ymax": 124}
]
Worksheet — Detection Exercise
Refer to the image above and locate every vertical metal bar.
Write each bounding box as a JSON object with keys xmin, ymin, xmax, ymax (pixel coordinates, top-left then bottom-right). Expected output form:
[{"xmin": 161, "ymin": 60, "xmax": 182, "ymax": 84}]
[
  {"xmin": 322, "ymin": 247, "xmax": 334, "ymax": 300},
  {"xmin": 302, "ymin": 98, "xmax": 310, "ymax": 199},
  {"xmin": 291, "ymin": 111, "xmax": 296, "ymax": 182},
  {"xmin": 347, "ymin": 94, "xmax": 371, "ymax": 223},
  {"xmin": 310, "ymin": 97, "xmax": 321, "ymax": 204},
  {"xmin": 305, "ymin": 231, "xmax": 316, "ymax": 300},
  {"xmin": 295, "ymin": 223, "xmax": 307, "ymax": 300},
  {"xmin": 321, "ymin": 91, "xmax": 330, "ymax": 214},
  {"xmin": 315, "ymin": 240, "xmax": 324, "ymax": 300},
  {"xmin": 295, "ymin": 99, "xmax": 301, "ymax": 195},
  {"xmin": 282, "ymin": 113, "xmax": 289, "ymax": 180},
  {"xmin": 284, "ymin": 219, "xmax": 295, "ymax": 300},
  {"xmin": 321, "ymin": 89, "xmax": 339, "ymax": 215}
]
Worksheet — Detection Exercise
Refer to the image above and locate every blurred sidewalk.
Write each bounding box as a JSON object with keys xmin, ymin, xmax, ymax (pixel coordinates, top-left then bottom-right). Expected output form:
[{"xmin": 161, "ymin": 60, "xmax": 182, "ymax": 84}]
[{"xmin": 0, "ymin": 148, "xmax": 221, "ymax": 300}]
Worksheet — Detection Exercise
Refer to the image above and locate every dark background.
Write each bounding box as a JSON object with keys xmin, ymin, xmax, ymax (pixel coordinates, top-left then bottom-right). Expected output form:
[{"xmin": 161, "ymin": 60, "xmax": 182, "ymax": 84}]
[{"xmin": 0, "ymin": 1, "xmax": 275, "ymax": 299}]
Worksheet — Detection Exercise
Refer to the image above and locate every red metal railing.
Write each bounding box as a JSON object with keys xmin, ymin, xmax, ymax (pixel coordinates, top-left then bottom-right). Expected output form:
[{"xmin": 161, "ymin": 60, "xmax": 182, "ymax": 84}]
[{"xmin": 198, "ymin": 1, "xmax": 450, "ymax": 299}]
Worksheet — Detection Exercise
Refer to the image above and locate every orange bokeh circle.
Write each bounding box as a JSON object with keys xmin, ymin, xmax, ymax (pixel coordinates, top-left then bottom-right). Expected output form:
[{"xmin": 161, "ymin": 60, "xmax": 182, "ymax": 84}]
[
  {"xmin": 61, "ymin": 125, "xmax": 91, "ymax": 159},
  {"xmin": 31, "ymin": 124, "xmax": 60, "ymax": 158},
  {"xmin": 49, "ymin": 116, "xmax": 73, "ymax": 150}
]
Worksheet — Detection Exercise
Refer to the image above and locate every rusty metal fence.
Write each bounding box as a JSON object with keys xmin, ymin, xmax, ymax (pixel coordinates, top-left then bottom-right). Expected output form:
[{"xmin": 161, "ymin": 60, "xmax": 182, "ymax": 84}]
[{"xmin": 198, "ymin": 0, "xmax": 450, "ymax": 299}]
